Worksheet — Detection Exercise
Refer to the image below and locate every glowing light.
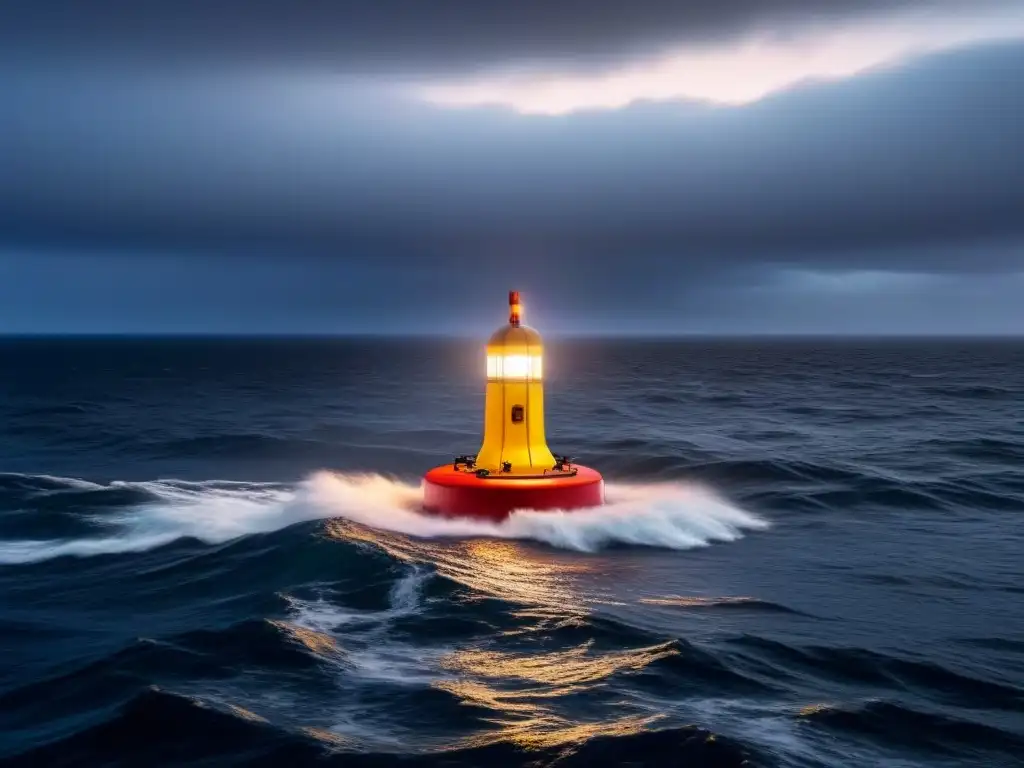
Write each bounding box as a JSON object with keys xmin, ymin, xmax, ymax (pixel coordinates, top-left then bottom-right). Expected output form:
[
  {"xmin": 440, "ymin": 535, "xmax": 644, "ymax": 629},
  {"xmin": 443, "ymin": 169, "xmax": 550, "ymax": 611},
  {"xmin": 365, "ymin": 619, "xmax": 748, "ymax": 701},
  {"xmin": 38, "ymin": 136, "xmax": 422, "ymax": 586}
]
[
  {"xmin": 416, "ymin": 7, "xmax": 1024, "ymax": 114},
  {"xmin": 487, "ymin": 354, "xmax": 543, "ymax": 380}
]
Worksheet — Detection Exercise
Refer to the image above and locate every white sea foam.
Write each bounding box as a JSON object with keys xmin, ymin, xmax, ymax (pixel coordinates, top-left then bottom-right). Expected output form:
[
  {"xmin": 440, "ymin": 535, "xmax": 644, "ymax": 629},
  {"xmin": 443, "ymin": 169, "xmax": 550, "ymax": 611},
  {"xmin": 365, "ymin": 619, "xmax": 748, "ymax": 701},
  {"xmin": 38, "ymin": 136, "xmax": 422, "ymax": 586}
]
[
  {"xmin": 304, "ymin": 472, "xmax": 768, "ymax": 552},
  {"xmin": 0, "ymin": 471, "xmax": 768, "ymax": 564},
  {"xmin": 282, "ymin": 565, "xmax": 446, "ymax": 689}
]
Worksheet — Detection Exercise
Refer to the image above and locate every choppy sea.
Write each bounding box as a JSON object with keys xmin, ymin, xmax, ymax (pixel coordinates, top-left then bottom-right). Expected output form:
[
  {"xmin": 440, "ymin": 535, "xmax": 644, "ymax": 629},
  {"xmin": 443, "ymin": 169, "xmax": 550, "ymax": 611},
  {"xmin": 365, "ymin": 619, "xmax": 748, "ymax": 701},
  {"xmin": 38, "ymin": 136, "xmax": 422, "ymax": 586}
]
[{"xmin": 1, "ymin": 337, "xmax": 1022, "ymax": 767}]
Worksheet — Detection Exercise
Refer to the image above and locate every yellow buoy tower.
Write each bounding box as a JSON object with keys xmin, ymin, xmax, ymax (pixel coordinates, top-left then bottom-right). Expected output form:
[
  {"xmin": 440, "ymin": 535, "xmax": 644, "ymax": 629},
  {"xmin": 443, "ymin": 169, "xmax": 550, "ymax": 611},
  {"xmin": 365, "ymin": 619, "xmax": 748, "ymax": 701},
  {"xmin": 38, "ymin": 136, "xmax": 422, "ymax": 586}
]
[
  {"xmin": 475, "ymin": 291, "xmax": 556, "ymax": 475},
  {"xmin": 422, "ymin": 290, "xmax": 604, "ymax": 519}
]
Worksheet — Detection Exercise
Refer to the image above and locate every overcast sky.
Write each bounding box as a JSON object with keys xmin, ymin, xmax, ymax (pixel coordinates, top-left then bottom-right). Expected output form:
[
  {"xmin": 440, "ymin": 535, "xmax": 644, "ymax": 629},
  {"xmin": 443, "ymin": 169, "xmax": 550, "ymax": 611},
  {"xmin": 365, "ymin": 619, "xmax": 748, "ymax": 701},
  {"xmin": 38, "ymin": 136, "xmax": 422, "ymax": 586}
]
[{"xmin": 2, "ymin": 0, "xmax": 1023, "ymax": 334}]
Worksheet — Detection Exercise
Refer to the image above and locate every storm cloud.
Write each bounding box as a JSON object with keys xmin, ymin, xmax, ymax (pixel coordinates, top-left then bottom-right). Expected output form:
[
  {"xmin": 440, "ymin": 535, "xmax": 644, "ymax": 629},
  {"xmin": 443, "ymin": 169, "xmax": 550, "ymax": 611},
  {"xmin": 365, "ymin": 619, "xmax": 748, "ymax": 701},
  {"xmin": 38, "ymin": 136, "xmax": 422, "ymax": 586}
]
[
  {"xmin": 1, "ymin": 0, "xmax": 1007, "ymax": 71},
  {"xmin": 1, "ymin": 0, "xmax": 1023, "ymax": 333}
]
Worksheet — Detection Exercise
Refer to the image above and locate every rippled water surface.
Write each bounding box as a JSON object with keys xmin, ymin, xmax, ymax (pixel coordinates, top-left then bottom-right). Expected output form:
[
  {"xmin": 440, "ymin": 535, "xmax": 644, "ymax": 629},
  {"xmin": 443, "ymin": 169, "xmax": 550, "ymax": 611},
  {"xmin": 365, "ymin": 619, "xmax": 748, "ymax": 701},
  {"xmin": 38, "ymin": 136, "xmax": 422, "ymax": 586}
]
[{"xmin": 1, "ymin": 337, "xmax": 1022, "ymax": 767}]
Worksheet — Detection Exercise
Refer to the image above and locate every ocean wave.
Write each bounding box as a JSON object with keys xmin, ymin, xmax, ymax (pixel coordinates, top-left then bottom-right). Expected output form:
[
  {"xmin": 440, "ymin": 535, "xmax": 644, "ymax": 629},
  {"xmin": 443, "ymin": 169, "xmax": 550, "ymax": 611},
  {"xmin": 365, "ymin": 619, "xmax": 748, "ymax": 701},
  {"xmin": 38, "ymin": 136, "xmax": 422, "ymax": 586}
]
[
  {"xmin": 145, "ymin": 433, "xmax": 332, "ymax": 460},
  {"xmin": 730, "ymin": 636, "xmax": 1024, "ymax": 711},
  {"xmin": 683, "ymin": 458, "xmax": 869, "ymax": 487},
  {"xmin": 632, "ymin": 639, "xmax": 779, "ymax": 695},
  {"xmin": 1, "ymin": 557, "xmax": 769, "ymax": 766},
  {"xmin": 11, "ymin": 403, "xmax": 92, "ymax": 418},
  {"xmin": 638, "ymin": 595, "xmax": 811, "ymax": 616},
  {"xmin": 641, "ymin": 393, "xmax": 682, "ymax": 405},
  {"xmin": 0, "ymin": 476, "xmax": 301, "ymax": 564},
  {"xmin": 922, "ymin": 384, "xmax": 1017, "ymax": 400},
  {"xmin": 932, "ymin": 436, "xmax": 1024, "ymax": 464},
  {"xmin": 797, "ymin": 699, "xmax": 1024, "ymax": 759},
  {"xmin": 4, "ymin": 683, "xmax": 759, "ymax": 767},
  {"xmin": 0, "ymin": 472, "xmax": 767, "ymax": 564},
  {"xmin": 956, "ymin": 637, "xmax": 1024, "ymax": 654},
  {"xmin": 311, "ymin": 472, "xmax": 767, "ymax": 552}
]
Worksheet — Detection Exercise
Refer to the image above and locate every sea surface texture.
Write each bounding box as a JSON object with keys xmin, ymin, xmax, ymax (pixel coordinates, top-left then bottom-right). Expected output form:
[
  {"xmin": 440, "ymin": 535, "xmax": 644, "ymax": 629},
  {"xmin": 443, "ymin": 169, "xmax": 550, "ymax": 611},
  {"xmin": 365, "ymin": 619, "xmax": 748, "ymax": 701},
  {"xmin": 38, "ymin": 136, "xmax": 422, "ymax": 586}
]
[{"xmin": 0, "ymin": 337, "xmax": 1022, "ymax": 767}]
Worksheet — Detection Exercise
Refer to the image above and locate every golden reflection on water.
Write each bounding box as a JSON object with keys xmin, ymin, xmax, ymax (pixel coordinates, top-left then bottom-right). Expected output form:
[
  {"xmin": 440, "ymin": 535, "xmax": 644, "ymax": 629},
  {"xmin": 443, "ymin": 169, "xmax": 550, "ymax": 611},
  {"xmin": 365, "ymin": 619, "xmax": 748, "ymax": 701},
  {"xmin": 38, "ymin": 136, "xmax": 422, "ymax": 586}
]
[
  {"xmin": 452, "ymin": 710, "xmax": 665, "ymax": 751},
  {"xmin": 223, "ymin": 703, "xmax": 268, "ymax": 723},
  {"xmin": 433, "ymin": 538, "xmax": 590, "ymax": 607},
  {"xmin": 321, "ymin": 519, "xmax": 678, "ymax": 750},
  {"xmin": 797, "ymin": 702, "xmax": 834, "ymax": 717},
  {"xmin": 324, "ymin": 520, "xmax": 594, "ymax": 610},
  {"xmin": 268, "ymin": 619, "xmax": 340, "ymax": 658},
  {"xmin": 300, "ymin": 727, "xmax": 356, "ymax": 747},
  {"xmin": 442, "ymin": 640, "xmax": 678, "ymax": 687},
  {"xmin": 436, "ymin": 637, "xmax": 679, "ymax": 750}
]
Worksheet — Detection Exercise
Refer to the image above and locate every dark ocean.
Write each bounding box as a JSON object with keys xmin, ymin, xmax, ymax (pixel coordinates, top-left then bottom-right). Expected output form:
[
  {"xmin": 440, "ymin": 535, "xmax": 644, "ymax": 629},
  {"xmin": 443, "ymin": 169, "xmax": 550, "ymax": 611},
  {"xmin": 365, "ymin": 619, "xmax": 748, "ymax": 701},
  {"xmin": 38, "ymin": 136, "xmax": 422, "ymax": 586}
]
[{"xmin": 1, "ymin": 337, "xmax": 1022, "ymax": 768}]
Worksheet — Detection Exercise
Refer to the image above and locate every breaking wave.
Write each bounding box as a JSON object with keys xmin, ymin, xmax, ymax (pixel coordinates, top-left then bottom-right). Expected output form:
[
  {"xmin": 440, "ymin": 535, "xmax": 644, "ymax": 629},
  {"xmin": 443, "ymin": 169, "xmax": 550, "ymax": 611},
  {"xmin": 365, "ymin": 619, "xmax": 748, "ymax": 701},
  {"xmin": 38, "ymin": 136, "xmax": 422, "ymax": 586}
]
[{"xmin": 0, "ymin": 471, "xmax": 767, "ymax": 564}]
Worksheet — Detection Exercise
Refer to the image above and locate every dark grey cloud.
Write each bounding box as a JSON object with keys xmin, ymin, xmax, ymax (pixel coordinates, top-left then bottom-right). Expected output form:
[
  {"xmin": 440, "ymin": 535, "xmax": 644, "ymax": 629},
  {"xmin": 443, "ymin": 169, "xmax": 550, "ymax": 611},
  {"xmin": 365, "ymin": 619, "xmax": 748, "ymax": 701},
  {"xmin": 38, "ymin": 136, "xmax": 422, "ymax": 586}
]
[
  {"xmin": 0, "ymin": 0, "xmax": 1005, "ymax": 72},
  {"xmin": 3, "ymin": 43, "xmax": 1023, "ymax": 277},
  {"xmin": 1, "ymin": 2, "xmax": 1023, "ymax": 333}
]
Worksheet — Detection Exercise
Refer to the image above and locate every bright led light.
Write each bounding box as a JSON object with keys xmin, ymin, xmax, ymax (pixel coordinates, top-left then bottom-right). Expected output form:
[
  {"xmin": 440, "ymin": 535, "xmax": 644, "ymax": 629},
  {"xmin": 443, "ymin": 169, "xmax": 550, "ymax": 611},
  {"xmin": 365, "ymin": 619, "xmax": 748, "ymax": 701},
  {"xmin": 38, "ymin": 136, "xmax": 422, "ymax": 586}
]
[{"xmin": 487, "ymin": 354, "xmax": 543, "ymax": 380}]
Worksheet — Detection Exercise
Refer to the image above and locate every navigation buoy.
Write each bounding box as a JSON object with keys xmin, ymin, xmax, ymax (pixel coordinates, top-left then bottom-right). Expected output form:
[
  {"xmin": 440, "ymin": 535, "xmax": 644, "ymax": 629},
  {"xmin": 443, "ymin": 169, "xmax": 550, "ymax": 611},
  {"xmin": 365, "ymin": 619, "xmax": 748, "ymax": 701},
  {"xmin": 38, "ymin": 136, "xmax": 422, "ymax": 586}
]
[{"xmin": 423, "ymin": 291, "xmax": 605, "ymax": 520}]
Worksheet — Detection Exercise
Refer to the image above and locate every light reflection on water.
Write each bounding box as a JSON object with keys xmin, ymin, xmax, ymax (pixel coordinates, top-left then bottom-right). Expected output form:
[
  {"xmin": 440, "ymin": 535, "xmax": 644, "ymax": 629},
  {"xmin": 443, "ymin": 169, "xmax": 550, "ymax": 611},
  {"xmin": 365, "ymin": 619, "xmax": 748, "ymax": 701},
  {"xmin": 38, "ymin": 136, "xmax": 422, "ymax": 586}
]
[
  {"xmin": 436, "ymin": 642, "xmax": 679, "ymax": 749},
  {"xmin": 441, "ymin": 641, "xmax": 678, "ymax": 687},
  {"xmin": 325, "ymin": 519, "xmax": 595, "ymax": 608},
  {"xmin": 449, "ymin": 709, "xmax": 664, "ymax": 751},
  {"xmin": 320, "ymin": 519, "xmax": 689, "ymax": 751}
]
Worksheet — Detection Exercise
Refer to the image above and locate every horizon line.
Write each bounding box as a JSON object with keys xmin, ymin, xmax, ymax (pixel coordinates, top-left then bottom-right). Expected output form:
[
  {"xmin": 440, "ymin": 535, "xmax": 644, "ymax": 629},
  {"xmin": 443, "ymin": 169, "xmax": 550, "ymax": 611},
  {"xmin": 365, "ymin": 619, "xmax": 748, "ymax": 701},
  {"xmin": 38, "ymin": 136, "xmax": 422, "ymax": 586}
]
[{"xmin": 2, "ymin": 331, "xmax": 1023, "ymax": 341}]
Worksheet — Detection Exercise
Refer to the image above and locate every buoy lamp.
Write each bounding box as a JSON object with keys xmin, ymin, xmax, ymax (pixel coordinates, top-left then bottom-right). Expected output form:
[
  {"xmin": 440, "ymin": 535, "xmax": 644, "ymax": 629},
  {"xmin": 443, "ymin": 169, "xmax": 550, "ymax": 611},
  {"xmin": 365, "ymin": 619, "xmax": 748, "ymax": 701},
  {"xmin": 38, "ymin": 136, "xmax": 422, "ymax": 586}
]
[{"xmin": 423, "ymin": 291, "xmax": 605, "ymax": 520}]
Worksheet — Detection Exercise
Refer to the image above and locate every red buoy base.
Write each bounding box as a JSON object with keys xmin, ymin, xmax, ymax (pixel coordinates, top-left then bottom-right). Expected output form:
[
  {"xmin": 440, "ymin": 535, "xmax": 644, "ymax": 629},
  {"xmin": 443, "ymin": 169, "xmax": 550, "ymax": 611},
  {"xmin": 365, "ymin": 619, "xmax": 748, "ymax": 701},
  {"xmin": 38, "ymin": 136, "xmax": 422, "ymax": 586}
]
[{"xmin": 422, "ymin": 465, "xmax": 604, "ymax": 521}]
